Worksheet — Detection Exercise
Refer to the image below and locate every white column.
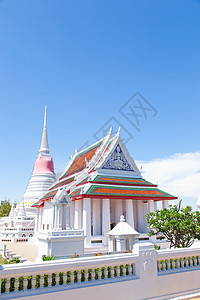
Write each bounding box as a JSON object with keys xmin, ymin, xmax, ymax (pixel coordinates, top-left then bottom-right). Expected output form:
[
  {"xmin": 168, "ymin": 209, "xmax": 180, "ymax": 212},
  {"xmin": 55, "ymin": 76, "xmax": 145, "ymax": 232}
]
[
  {"xmin": 35, "ymin": 208, "xmax": 39, "ymax": 234},
  {"xmin": 102, "ymin": 199, "xmax": 110, "ymax": 245},
  {"xmin": 137, "ymin": 201, "xmax": 144, "ymax": 233},
  {"xmin": 162, "ymin": 200, "xmax": 169, "ymax": 209},
  {"xmin": 148, "ymin": 200, "xmax": 157, "ymax": 242},
  {"xmin": 70, "ymin": 201, "xmax": 75, "ymax": 229},
  {"xmin": 66, "ymin": 206, "xmax": 70, "ymax": 229},
  {"xmin": 148, "ymin": 200, "xmax": 154, "ymax": 213},
  {"xmin": 74, "ymin": 200, "xmax": 82, "ymax": 229},
  {"xmin": 52, "ymin": 205, "xmax": 56, "ymax": 230},
  {"xmin": 93, "ymin": 199, "xmax": 101, "ymax": 235},
  {"xmin": 83, "ymin": 198, "xmax": 91, "ymax": 247},
  {"xmin": 115, "ymin": 199, "xmax": 122, "ymax": 223},
  {"xmin": 126, "ymin": 200, "xmax": 134, "ymax": 228},
  {"xmin": 116, "ymin": 237, "xmax": 126, "ymax": 252},
  {"xmin": 38, "ymin": 207, "xmax": 43, "ymax": 232},
  {"xmin": 62, "ymin": 205, "xmax": 66, "ymax": 230},
  {"xmin": 55, "ymin": 205, "xmax": 62, "ymax": 230},
  {"xmin": 154, "ymin": 201, "xmax": 157, "ymax": 212}
]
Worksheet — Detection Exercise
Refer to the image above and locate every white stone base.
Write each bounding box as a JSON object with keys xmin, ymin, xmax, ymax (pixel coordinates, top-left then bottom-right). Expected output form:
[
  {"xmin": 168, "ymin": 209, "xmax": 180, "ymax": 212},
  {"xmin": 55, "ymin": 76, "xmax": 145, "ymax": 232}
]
[{"xmin": 37, "ymin": 229, "xmax": 85, "ymax": 258}]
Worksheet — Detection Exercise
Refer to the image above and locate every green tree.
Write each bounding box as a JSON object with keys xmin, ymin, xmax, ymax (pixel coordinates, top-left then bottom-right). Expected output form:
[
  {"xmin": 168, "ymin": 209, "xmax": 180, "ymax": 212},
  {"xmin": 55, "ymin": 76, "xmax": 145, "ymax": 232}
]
[
  {"xmin": 146, "ymin": 205, "xmax": 200, "ymax": 248},
  {"xmin": 0, "ymin": 200, "xmax": 11, "ymax": 217}
]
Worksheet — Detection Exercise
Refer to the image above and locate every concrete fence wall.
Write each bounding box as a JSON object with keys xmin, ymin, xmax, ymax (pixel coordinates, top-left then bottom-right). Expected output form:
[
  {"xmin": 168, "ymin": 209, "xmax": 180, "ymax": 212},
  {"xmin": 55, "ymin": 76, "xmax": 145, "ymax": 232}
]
[{"xmin": 1, "ymin": 242, "xmax": 200, "ymax": 299}]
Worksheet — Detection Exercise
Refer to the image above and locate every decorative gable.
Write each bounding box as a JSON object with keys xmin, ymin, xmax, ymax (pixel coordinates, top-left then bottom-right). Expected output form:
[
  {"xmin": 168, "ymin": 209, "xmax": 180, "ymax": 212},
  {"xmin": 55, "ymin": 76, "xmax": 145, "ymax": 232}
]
[
  {"xmin": 102, "ymin": 144, "xmax": 135, "ymax": 172},
  {"xmin": 51, "ymin": 188, "xmax": 72, "ymax": 206}
]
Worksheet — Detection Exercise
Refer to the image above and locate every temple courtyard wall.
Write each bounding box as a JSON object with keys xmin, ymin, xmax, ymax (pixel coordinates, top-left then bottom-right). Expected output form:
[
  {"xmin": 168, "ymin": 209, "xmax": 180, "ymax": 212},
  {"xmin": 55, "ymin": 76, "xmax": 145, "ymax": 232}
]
[{"xmin": 1, "ymin": 242, "xmax": 200, "ymax": 299}]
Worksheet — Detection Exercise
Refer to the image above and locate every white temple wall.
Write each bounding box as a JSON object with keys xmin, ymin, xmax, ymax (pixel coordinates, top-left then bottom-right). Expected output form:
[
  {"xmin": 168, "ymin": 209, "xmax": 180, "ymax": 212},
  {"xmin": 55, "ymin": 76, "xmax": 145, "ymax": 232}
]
[
  {"xmin": 92, "ymin": 199, "xmax": 101, "ymax": 236},
  {"xmin": 41, "ymin": 201, "xmax": 53, "ymax": 231}
]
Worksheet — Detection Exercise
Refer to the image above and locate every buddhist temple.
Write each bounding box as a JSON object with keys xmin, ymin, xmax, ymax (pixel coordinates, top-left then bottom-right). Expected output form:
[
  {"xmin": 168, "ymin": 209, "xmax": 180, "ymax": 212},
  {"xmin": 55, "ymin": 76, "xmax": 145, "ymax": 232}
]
[{"xmin": 33, "ymin": 127, "xmax": 177, "ymax": 247}]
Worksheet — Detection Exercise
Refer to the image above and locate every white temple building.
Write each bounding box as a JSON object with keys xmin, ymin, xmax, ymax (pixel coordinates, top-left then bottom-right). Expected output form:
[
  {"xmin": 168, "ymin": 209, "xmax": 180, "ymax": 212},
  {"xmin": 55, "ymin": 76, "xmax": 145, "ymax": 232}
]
[
  {"xmin": 33, "ymin": 127, "xmax": 177, "ymax": 255},
  {"xmin": 0, "ymin": 106, "xmax": 56, "ymax": 242}
]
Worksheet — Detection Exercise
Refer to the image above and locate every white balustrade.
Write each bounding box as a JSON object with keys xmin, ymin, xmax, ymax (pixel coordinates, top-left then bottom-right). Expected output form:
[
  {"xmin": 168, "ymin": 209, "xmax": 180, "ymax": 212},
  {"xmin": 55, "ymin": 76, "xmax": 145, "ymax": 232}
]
[
  {"xmin": 85, "ymin": 269, "xmax": 89, "ymax": 282},
  {"xmin": 63, "ymin": 273, "xmax": 67, "ymax": 285},
  {"xmin": 104, "ymin": 267, "xmax": 108, "ymax": 279},
  {"xmin": 98, "ymin": 268, "xmax": 101, "ymax": 280},
  {"xmin": 116, "ymin": 265, "xmax": 120, "ymax": 277},
  {"xmin": 14, "ymin": 277, "xmax": 20, "ymax": 293},
  {"xmin": 123, "ymin": 265, "xmax": 126, "ymax": 276},
  {"xmin": 91, "ymin": 268, "xmax": 95, "ymax": 281},
  {"xmin": 77, "ymin": 270, "xmax": 82, "ymax": 283},
  {"xmin": 2, "ymin": 246, "xmax": 200, "ymax": 297}
]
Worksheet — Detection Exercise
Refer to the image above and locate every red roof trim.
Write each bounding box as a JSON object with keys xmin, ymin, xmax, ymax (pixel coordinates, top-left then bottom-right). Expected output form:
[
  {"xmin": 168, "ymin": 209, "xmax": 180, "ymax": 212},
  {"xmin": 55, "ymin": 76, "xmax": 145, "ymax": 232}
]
[
  {"xmin": 81, "ymin": 181, "xmax": 158, "ymax": 188},
  {"xmin": 71, "ymin": 194, "xmax": 177, "ymax": 201}
]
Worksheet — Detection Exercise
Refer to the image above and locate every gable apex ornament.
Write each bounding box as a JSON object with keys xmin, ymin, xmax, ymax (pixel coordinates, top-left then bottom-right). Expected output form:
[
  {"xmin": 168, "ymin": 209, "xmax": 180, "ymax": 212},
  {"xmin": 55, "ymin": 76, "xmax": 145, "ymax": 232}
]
[
  {"xmin": 51, "ymin": 188, "xmax": 71, "ymax": 206},
  {"xmin": 102, "ymin": 144, "xmax": 135, "ymax": 171}
]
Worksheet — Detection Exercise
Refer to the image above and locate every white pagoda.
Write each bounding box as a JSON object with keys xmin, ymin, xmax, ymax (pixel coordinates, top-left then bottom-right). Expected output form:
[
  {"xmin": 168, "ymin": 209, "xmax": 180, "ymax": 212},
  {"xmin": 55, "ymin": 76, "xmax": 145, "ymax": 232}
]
[{"xmin": 0, "ymin": 106, "xmax": 56, "ymax": 242}]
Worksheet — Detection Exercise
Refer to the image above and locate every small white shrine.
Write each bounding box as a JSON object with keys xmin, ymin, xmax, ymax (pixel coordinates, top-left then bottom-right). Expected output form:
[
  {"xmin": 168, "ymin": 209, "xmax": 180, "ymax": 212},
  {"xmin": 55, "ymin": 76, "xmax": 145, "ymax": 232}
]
[
  {"xmin": 107, "ymin": 215, "xmax": 139, "ymax": 252},
  {"xmin": 37, "ymin": 188, "xmax": 85, "ymax": 258}
]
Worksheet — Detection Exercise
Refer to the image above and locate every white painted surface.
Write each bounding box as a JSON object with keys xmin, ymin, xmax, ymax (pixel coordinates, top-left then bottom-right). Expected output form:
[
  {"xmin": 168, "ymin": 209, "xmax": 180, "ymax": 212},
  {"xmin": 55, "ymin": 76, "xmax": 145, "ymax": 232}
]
[
  {"xmin": 126, "ymin": 199, "xmax": 134, "ymax": 228},
  {"xmin": 2, "ymin": 243, "xmax": 200, "ymax": 300},
  {"xmin": 162, "ymin": 199, "xmax": 169, "ymax": 209},
  {"xmin": 102, "ymin": 199, "xmax": 110, "ymax": 245},
  {"xmin": 83, "ymin": 198, "xmax": 91, "ymax": 246},
  {"xmin": 92, "ymin": 199, "xmax": 101, "ymax": 235}
]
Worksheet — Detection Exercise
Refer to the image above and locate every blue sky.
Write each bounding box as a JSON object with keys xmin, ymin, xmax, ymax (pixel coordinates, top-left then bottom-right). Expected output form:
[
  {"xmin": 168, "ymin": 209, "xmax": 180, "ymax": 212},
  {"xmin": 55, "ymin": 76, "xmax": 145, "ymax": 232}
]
[{"xmin": 0, "ymin": 0, "xmax": 200, "ymax": 208}]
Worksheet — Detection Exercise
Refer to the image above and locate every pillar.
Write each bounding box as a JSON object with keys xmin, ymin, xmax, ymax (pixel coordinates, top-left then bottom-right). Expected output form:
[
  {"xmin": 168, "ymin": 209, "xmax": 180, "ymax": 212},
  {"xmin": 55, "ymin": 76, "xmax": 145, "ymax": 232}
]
[
  {"xmin": 62, "ymin": 205, "xmax": 66, "ymax": 230},
  {"xmin": 148, "ymin": 200, "xmax": 156, "ymax": 242},
  {"xmin": 66, "ymin": 206, "xmax": 71, "ymax": 229},
  {"xmin": 162, "ymin": 200, "xmax": 169, "ymax": 209},
  {"xmin": 38, "ymin": 206, "xmax": 43, "ymax": 232},
  {"xmin": 52, "ymin": 205, "xmax": 56, "ymax": 230},
  {"xmin": 55, "ymin": 205, "xmax": 62, "ymax": 230},
  {"xmin": 35, "ymin": 208, "xmax": 39, "ymax": 234},
  {"xmin": 115, "ymin": 199, "xmax": 122, "ymax": 223},
  {"xmin": 137, "ymin": 201, "xmax": 144, "ymax": 233},
  {"xmin": 126, "ymin": 199, "xmax": 134, "ymax": 228},
  {"xmin": 148, "ymin": 200, "xmax": 154, "ymax": 213},
  {"xmin": 102, "ymin": 199, "xmax": 110, "ymax": 245},
  {"xmin": 93, "ymin": 199, "xmax": 101, "ymax": 235},
  {"xmin": 74, "ymin": 200, "xmax": 82, "ymax": 229},
  {"xmin": 83, "ymin": 198, "xmax": 91, "ymax": 247},
  {"xmin": 70, "ymin": 201, "xmax": 75, "ymax": 229}
]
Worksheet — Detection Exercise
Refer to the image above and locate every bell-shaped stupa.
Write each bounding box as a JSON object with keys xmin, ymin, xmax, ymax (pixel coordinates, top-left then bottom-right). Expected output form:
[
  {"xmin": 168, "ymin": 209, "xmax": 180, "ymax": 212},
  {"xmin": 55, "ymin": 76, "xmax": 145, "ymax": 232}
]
[{"xmin": 23, "ymin": 105, "xmax": 56, "ymax": 211}]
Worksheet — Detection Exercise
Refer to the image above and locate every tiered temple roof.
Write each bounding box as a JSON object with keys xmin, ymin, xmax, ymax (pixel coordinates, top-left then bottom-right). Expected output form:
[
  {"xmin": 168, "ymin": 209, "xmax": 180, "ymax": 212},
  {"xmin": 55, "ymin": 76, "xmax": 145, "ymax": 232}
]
[{"xmin": 33, "ymin": 128, "xmax": 177, "ymax": 207}]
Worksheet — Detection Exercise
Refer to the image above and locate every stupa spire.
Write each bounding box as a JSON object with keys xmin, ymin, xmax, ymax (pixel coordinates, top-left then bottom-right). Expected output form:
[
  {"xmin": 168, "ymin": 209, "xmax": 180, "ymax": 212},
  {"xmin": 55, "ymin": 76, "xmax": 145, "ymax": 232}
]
[{"xmin": 39, "ymin": 105, "xmax": 50, "ymax": 156}]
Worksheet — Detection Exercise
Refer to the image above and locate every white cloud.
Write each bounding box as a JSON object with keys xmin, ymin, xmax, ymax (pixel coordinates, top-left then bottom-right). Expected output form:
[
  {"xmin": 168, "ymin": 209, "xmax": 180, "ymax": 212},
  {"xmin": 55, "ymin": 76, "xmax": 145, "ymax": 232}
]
[{"xmin": 137, "ymin": 152, "xmax": 200, "ymax": 208}]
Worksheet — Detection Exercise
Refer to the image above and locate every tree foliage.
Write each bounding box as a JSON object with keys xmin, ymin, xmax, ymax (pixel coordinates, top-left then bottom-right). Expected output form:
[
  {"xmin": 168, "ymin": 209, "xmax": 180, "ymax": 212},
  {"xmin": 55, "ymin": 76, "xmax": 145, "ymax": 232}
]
[
  {"xmin": 146, "ymin": 205, "xmax": 200, "ymax": 248},
  {"xmin": 0, "ymin": 200, "xmax": 11, "ymax": 218}
]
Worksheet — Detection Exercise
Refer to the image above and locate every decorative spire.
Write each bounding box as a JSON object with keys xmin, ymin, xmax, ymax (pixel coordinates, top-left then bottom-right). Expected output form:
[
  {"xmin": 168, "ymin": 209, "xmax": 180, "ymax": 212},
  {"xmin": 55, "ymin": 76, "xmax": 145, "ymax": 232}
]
[
  {"xmin": 39, "ymin": 105, "xmax": 50, "ymax": 156},
  {"xmin": 9, "ymin": 203, "xmax": 15, "ymax": 219},
  {"xmin": 17, "ymin": 200, "xmax": 26, "ymax": 219}
]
